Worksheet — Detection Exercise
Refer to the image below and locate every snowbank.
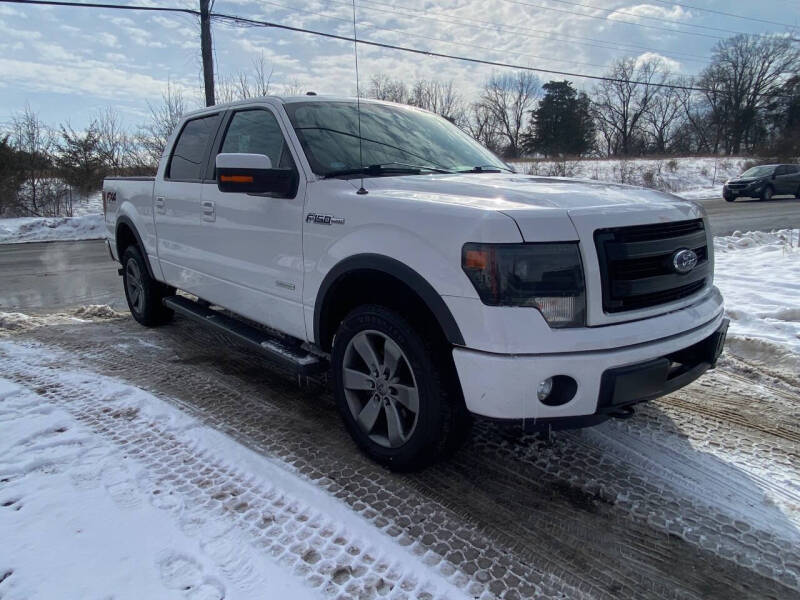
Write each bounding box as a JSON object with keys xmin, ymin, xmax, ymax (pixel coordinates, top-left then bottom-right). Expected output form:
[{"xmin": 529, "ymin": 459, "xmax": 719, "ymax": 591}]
[
  {"xmin": 0, "ymin": 214, "xmax": 106, "ymax": 244},
  {"xmin": 509, "ymin": 156, "xmax": 749, "ymax": 199},
  {"xmin": 714, "ymin": 229, "xmax": 800, "ymax": 375}
]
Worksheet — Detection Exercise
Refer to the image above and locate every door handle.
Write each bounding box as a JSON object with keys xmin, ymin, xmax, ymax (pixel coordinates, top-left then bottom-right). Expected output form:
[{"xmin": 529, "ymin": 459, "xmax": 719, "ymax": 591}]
[
  {"xmin": 155, "ymin": 196, "xmax": 166, "ymax": 214},
  {"xmin": 201, "ymin": 200, "xmax": 216, "ymax": 222}
]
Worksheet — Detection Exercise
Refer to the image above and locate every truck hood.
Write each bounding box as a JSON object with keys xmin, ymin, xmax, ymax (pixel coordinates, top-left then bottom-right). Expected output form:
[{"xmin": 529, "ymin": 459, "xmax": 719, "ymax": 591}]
[{"xmin": 354, "ymin": 173, "xmax": 704, "ymax": 241}]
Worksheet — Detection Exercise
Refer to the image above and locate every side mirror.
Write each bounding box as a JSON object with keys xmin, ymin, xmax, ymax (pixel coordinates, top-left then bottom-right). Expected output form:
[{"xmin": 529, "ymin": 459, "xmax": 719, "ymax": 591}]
[{"xmin": 216, "ymin": 153, "xmax": 298, "ymax": 197}]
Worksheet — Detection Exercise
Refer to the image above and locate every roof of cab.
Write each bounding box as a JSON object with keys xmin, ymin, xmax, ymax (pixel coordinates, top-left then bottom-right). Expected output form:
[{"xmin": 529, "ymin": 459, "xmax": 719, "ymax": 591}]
[{"xmin": 181, "ymin": 95, "xmax": 401, "ymax": 118}]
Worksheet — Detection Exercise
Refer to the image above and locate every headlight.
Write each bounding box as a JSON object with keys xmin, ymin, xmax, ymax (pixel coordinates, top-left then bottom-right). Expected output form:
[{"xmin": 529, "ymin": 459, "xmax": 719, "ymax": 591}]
[{"xmin": 461, "ymin": 242, "xmax": 586, "ymax": 328}]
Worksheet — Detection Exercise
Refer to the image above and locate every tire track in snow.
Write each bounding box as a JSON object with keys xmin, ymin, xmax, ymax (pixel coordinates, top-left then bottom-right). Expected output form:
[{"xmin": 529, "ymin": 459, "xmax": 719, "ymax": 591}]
[
  {"xmin": 0, "ymin": 342, "xmax": 476, "ymax": 600},
  {"xmin": 14, "ymin": 318, "xmax": 800, "ymax": 599}
]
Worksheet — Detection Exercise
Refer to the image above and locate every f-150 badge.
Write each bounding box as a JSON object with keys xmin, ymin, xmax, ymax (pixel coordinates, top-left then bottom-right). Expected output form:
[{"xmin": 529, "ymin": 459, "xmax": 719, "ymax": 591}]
[{"xmin": 306, "ymin": 213, "xmax": 345, "ymax": 225}]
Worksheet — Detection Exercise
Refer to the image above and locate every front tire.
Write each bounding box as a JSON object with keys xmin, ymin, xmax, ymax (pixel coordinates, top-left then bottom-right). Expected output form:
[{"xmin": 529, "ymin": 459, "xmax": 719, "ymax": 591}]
[
  {"xmin": 121, "ymin": 245, "xmax": 174, "ymax": 327},
  {"xmin": 331, "ymin": 305, "xmax": 470, "ymax": 471},
  {"xmin": 761, "ymin": 185, "xmax": 774, "ymax": 201}
]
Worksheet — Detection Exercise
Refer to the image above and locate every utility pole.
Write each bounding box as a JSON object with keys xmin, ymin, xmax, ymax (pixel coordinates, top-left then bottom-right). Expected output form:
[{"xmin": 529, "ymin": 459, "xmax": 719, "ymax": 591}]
[{"xmin": 200, "ymin": 0, "xmax": 215, "ymax": 106}]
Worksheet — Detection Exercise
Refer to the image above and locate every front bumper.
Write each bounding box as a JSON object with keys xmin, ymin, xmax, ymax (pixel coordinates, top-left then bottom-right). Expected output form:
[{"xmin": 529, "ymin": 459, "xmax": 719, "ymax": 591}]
[
  {"xmin": 724, "ymin": 183, "xmax": 762, "ymax": 198},
  {"xmin": 452, "ymin": 312, "xmax": 728, "ymax": 423}
]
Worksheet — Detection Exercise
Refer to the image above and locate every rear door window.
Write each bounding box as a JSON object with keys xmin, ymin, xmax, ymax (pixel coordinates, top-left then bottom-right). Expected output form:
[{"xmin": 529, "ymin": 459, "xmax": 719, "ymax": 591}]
[
  {"xmin": 219, "ymin": 109, "xmax": 295, "ymax": 169},
  {"xmin": 168, "ymin": 114, "xmax": 221, "ymax": 181}
]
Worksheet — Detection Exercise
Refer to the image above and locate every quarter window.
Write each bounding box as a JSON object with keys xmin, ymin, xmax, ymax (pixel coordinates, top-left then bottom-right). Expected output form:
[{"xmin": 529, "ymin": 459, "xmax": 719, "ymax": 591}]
[
  {"xmin": 168, "ymin": 114, "xmax": 221, "ymax": 180},
  {"xmin": 220, "ymin": 109, "xmax": 294, "ymax": 169}
]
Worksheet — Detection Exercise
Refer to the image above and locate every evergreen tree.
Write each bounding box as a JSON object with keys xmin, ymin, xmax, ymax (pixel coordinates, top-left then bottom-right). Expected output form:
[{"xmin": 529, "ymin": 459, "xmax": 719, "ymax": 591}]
[
  {"xmin": 56, "ymin": 123, "xmax": 104, "ymax": 194},
  {"xmin": 525, "ymin": 80, "xmax": 595, "ymax": 157}
]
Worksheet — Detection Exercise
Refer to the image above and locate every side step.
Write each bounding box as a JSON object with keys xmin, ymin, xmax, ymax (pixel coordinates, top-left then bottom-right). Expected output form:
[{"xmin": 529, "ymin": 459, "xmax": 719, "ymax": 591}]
[{"xmin": 163, "ymin": 296, "xmax": 328, "ymax": 376}]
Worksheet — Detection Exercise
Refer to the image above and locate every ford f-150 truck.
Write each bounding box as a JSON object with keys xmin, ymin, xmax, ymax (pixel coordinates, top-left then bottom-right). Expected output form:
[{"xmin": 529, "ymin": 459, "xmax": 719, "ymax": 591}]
[{"xmin": 104, "ymin": 96, "xmax": 728, "ymax": 470}]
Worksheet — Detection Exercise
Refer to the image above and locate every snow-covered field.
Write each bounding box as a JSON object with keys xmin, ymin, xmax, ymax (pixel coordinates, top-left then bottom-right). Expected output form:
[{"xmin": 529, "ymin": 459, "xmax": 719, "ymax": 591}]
[
  {"xmin": 509, "ymin": 156, "xmax": 750, "ymax": 199},
  {"xmin": 0, "ymin": 158, "xmax": 755, "ymax": 245},
  {"xmin": 714, "ymin": 229, "xmax": 800, "ymax": 379}
]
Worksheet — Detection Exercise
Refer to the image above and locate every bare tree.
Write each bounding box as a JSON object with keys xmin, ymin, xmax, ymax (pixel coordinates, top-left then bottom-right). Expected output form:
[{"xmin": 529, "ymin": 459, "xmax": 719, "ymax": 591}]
[
  {"xmin": 464, "ymin": 101, "xmax": 502, "ymax": 154},
  {"xmin": 592, "ymin": 57, "xmax": 665, "ymax": 156},
  {"xmin": 698, "ymin": 34, "xmax": 800, "ymax": 155},
  {"xmin": 368, "ymin": 73, "xmax": 408, "ymax": 103},
  {"xmin": 217, "ymin": 53, "xmax": 274, "ymax": 103},
  {"xmin": 138, "ymin": 81, "xmax": 186, "ymax": 167},
  {"xmin": 643, "ymin": 76, "xmax": 684, "ymax": 154},
  {"xmin": 479, "ymin": 71, "xmax": 541, "ymax": 158},
  {"xmin": 409, "ymin": 79, "xmax": 466, "ymax": 125},
  {"xmin": 7, "ymin": 105, "xmax": 71, "ymax": 217}
]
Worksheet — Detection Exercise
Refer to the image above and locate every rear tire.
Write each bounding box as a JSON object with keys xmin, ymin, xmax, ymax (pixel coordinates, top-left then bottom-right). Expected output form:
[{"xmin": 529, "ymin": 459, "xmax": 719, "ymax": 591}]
[
  {"xmin": 760, "ymin": 185, "xmax": 774, "ymax": 201},
  {"xmin": 121, "ymin": 245, "xmax": 175, "ymax": 327},
  {"xmin": 331, "ymin": 304, "xmax": 471, "ymax": 471}
]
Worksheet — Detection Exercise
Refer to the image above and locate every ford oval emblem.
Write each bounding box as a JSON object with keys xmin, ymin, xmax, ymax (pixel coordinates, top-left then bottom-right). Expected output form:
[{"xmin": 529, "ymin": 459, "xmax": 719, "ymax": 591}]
[{"xmin": 672, "ymin": 248, "xmax": 698, "ymax": 274}]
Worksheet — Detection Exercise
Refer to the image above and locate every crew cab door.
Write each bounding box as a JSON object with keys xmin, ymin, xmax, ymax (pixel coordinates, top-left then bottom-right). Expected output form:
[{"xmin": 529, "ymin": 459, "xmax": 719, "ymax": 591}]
[
  {"xmin": 199, "ymin": 106, "xmax": 307, "ymax": 340},
  {"xmin": 153, "ymin": 111, "xmax": 223, "ymax": 280}
]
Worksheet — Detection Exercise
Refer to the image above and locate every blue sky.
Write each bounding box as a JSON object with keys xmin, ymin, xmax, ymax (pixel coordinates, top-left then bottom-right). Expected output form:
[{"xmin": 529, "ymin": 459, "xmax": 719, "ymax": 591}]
[{"xmin": 1, "ymin": 0, "xmax": 798, "ymax": 131}]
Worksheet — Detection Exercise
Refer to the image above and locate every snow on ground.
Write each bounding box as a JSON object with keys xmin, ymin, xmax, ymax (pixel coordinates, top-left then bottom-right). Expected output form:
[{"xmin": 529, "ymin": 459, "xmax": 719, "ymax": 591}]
[
  {"xmin": 0, "ymin": 215, "xmax": 105, "ymax": 244},
  {"xmin": 0, "ymin": 340, "xmax": 470, "ymax": 600},
  {"xmin": 509, "ymin": 156, "xmax": 750, "ymax": 199},
  {"xmin": 714, "ymin": 229, "xmax": 800, "ymax": 377}
]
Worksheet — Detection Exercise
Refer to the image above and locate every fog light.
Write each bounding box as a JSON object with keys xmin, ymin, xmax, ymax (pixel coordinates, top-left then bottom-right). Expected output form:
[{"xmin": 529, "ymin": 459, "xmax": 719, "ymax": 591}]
[{"xmin": 537, "ymin": 378, "xmax": 553, "ymax": 401}]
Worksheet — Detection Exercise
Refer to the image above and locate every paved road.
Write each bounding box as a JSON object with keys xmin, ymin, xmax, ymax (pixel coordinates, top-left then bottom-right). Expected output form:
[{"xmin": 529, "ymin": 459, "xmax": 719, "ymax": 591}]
[
  {"xmin": 0, "ymin": 194, "xmax": 798, "ymax": 311},
  {"xmin": 697, "ymin": 195, "xmax": 800, "ymax": 235},
  {"xmin": 0, "ymin": 239, "xmax": 124, "ymax": 311}
]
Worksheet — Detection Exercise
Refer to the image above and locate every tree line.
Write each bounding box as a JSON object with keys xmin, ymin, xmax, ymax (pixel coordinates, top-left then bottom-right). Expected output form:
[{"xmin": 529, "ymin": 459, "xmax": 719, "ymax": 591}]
[
  {"xmin": 1, "ymin": 33, "xmax": 797, "ymax": 218},
  {"xmin": 371, "ymin": 34, "xmax": 799, "ymax": 160}
]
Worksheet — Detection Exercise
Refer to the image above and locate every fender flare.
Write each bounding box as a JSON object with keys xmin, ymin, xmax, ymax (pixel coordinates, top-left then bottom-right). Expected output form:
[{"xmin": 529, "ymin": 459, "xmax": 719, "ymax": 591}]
[
  {"xmin": 115, "ymin": 215, "xmax": 155, "ymax": 279},
  {"xmin": 314, "ymin": 253, "xmax": 465, "ymax": 348}
]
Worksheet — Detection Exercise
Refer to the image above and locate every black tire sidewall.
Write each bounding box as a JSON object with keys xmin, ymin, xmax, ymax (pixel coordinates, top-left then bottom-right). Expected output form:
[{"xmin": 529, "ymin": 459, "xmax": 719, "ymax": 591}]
[
  {"xmin": 331, "ymin": 305, "xmax": 447, "ymax": 470},
  {"xmin": 121, "ymin": 246, "xmax": 172, "ymax": 326},
  {"xmin": 761, "ymin": 186, "xmax": 773, "ymax": 201}
]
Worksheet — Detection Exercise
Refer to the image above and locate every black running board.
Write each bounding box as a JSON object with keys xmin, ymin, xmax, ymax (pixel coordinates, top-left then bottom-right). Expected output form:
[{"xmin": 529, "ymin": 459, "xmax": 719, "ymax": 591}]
[{"xmin": 163, "ymin": 296, "xmax": 327, "ymax": 376}]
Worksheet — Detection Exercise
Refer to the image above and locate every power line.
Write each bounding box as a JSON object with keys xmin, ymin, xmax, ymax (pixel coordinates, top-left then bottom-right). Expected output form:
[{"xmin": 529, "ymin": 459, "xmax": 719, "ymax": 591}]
[
  {"xmin": 251, "ymin": 0, "xmax": 614, "ymax": 71},
  {"xmin": 3, "ymin": 0, "xmax": 794, "ymax": 98},
  {"xmin": 320, "ymin": 0, "xmax": 713, "ymax": 63},
  {"xmin": 645, "ymin": 0, "xmax": 797, "ymax": 30},
  {"xmin": 212, "ymin": 11, "xmax": 718, "ymax": 91},
  {"xmin": 0, "ymin": 0, "xmax": 199, "ymax": 15},
  {"xmin": 499, "ymin": 0, "xmax": 780, "ymax": 37},
  {"xmin": 475, "ymin": 0, "xmax": 727, "ymax": 40}
]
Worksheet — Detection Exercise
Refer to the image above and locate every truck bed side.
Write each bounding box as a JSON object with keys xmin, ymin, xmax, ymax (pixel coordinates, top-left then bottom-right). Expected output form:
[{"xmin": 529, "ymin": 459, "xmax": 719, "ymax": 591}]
[{"xmin": 103, "ymin": 177, "xmax": 157, "ymax": 267}]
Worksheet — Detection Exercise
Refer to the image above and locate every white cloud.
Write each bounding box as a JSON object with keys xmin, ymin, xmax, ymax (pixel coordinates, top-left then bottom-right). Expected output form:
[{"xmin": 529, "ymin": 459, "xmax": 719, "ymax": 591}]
[
  {"xmin": 97, "ymin": 32, "xmax": 120, "ymax": 48},
  {"xmin": 635, "ymin": 51, "xmax": 682, "ymax": 73},
  {"xmin": 0, "ymin": 57, "xmax": 194, "ymax": 101},
  {"xmin": 607, "ymin": 4, "xmax": 690, "ymax": 23}
]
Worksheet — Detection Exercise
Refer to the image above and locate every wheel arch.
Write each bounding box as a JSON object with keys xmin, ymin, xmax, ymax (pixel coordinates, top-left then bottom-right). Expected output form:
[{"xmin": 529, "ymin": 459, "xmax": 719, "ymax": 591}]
[
  {"xmin": 314, "ymin": 254, "xmax": 465, "ymax": 352},
  {"xmin": 115, "ymin": 216, "xmax": 155, "ymax": 278}
]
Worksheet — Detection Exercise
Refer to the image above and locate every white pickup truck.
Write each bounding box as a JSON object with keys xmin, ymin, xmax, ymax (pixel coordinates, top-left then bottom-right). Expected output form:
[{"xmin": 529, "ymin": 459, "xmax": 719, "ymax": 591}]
[{"xmin": 104, "ymin": 95, "xmax": 728, "ymax": 470}]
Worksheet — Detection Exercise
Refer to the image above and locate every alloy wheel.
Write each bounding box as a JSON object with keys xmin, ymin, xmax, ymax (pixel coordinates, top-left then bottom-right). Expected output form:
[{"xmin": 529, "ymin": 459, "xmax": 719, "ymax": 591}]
[
  {"xmin": 125, "ymin": 258, "xmax": 144, "ymax": 315},
  {"xmin": 342, "ymin": 330, "xmax": 419, "ymax": 448}
]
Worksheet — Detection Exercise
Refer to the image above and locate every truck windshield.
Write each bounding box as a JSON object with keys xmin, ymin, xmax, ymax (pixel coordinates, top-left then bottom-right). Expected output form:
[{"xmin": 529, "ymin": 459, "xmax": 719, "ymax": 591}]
[{"xmin": 284, "ymin": 101, "xmax": 510, "ymax": 178}]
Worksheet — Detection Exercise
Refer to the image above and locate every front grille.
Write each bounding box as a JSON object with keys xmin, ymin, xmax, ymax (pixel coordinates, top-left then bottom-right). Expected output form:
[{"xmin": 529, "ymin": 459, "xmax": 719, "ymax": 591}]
[{"xmin": 595, "ymin": 219, "xmax": 709, "ymax": 313}]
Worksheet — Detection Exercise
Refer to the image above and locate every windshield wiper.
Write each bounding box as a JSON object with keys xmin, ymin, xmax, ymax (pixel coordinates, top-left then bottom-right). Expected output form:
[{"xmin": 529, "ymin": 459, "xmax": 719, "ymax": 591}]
[
  {"xmin": 324, "ymin": 162, "xmax": 453, "ymax": 179},
  {"xmin": 456, "ymin": 165, "xmax": 514, "ymax": 174}
]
